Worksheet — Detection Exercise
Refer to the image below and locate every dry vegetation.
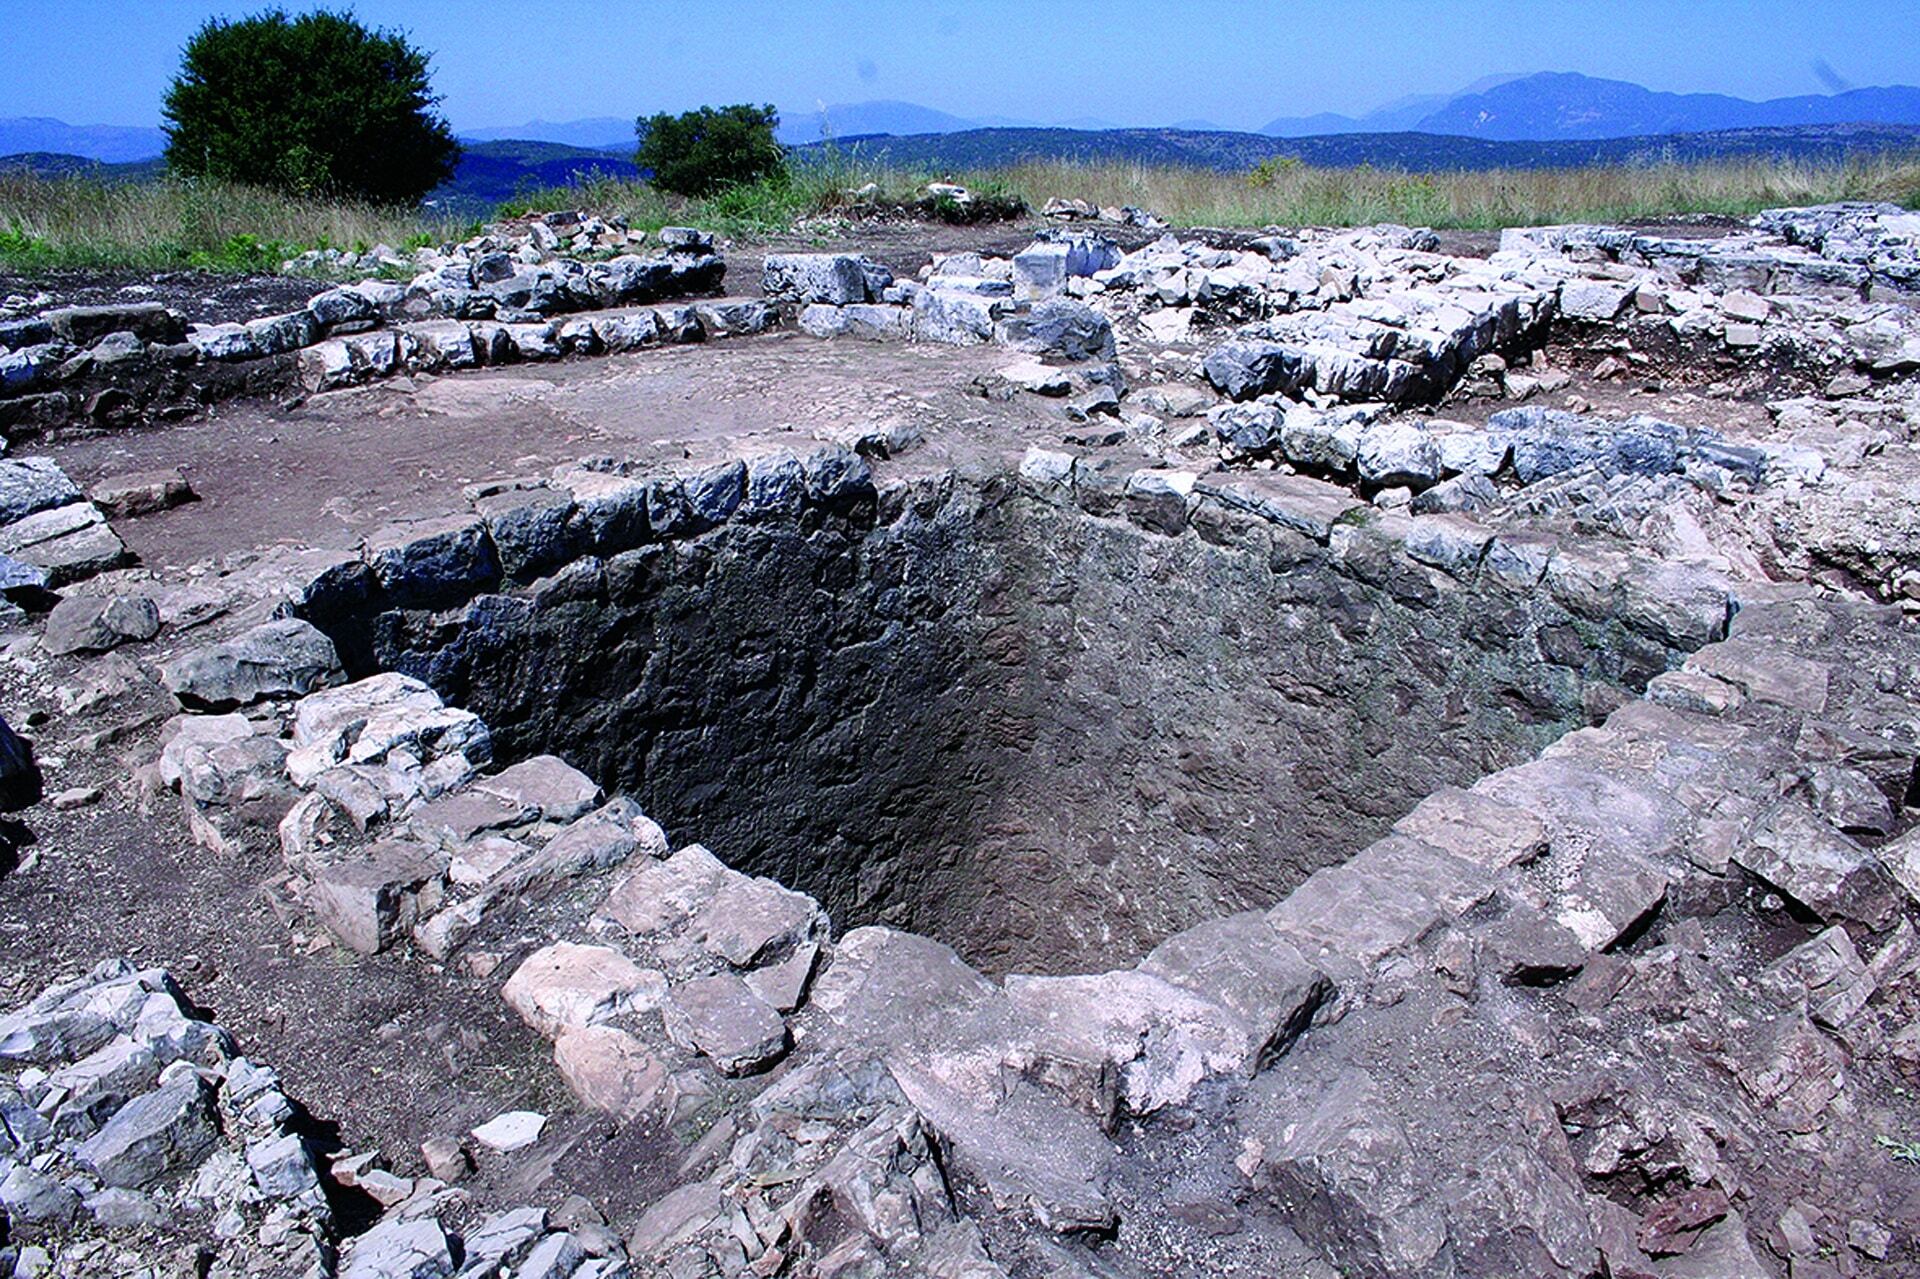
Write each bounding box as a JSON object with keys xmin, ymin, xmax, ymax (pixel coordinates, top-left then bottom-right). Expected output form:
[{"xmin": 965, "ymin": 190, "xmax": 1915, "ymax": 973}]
[
  {"xmin": 985, "ymin": 152, "xmax": 1920, "ymax": 228},
  {"xmin": 3, "ymin": 152, "xmax": 1917, "ymax": 275},
  {"xmin": 0, "ymin": 172, "xmax": 464, "ymax": 272}
]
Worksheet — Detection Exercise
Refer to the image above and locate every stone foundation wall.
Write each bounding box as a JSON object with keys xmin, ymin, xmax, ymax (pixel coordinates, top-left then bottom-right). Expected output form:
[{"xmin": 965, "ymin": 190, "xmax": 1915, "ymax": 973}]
[{"xmin": 305, "ymin": 458, "xmax": 1716, "ymax": 974}]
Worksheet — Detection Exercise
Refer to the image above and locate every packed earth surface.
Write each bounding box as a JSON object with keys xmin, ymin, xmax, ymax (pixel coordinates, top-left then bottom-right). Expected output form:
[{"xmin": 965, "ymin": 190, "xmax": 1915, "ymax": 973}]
[{"xmin": 3, "ymin": 200, "xmax": 1920, "ymax": 1277}]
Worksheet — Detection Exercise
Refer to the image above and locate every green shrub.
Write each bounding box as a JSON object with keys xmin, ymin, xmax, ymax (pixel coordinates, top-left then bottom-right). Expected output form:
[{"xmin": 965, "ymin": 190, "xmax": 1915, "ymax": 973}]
[
  {"xmin": 162, "ymin": 8, "xmax": 459, "ymax": 205},
  {"xmin": 635, "ymin": 104, "xmax": 785, "ymax": 198},
  {"xmin": 185, "ymin": 232, "xmax": 299, "ymax": 272}
]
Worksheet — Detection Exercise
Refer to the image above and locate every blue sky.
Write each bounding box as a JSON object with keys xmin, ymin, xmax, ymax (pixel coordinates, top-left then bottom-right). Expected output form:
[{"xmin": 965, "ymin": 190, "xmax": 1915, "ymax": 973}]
[{"xmin": 3, "ymin": 0, "xmax": 1917, "ymax": 131}]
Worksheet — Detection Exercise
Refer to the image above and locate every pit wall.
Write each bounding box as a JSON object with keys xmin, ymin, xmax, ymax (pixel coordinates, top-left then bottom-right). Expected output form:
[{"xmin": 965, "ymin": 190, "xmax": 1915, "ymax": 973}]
[{"xmin": 299, "ymin": 452, "xmax": 1729, "ymax": 974}]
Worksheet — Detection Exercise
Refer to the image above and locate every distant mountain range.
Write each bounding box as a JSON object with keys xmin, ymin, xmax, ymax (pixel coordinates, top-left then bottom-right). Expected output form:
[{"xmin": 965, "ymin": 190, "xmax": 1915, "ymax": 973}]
[
  {"xmin": 457, "ymin": 117, "xmax": 634, "ymax": 149},
  {"xmin": 11, "ymin": 72, "xmax": 1920, "ymax": 165},
  {"xmin": 0, "ymin": 117, "xmax": 167, "ymax": 163},
  {"xmin": 1414, "ymin": 73, "xmax": 1920, "ymax": 141},
  {"xmin": 809, "ymin": 122, "xmax": 1920, "ymax": 174}
]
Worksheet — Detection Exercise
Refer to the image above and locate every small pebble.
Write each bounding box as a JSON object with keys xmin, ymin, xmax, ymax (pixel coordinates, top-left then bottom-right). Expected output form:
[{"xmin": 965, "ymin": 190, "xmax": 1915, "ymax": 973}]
[{"xmin": 50, "ymin": 786, "xmax": 103, "ymax": 811}]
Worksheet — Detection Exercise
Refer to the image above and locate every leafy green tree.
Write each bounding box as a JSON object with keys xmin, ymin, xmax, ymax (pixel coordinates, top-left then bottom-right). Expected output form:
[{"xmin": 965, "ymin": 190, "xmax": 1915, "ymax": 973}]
[
  {"xmin": 162, "ymin": 9, "xmax": 459, "ymax": 205},
  {"xmin": 635, "ymin": 104, "xmax": 786, "ymax": 197}
]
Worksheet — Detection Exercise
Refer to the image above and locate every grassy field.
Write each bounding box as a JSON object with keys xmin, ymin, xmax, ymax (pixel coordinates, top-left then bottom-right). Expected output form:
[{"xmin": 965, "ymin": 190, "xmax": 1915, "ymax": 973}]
[
  {"xmin": 0, "ymin": 171, "xmax": 466, "ymax": 273},
  {"xmin": 4, "ymin": 151, "xmax": 1917, "ymax": 275}
]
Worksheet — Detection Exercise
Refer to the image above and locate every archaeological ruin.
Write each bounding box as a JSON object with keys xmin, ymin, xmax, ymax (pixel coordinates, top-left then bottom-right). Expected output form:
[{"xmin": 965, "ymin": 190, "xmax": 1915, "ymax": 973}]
[{"xmin": 2, "ymin": 199, "xmax": 1920, "ymax": 1277}]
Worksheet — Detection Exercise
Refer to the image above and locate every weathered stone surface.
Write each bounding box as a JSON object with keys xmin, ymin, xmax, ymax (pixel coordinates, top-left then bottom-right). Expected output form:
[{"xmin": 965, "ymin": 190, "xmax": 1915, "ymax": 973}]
[
  {"xmin": 365, "ymin": 513, "xmax": 499, "ymax": 606},
  {"xmin": 341, "ymin": 1216, "xmax": 454, "ymax": 1279},
  {"xmin": 309, "ymin": 840, "xmax": 448, "ymax": 954},
  {"xmin": 764, "ymin": 254, "xmax": 887, "ymax": 306},
  {"xmin": 1138, "ymin": 912, "xmax": 1330, "ymax": 1071},
  {"xmin": 1253, "ymin": 1068, "xmax": 1448, "ymax": 1278},
  {"xmin": 89, "ymin": 468, "xmax": 193, "ymax": 519},
  {"xmin": 44, "ymin": 592, "xmax": 160, "ymax": 655},
  {"xmin": 553, "ymin": 1025, "xmax": 667, "ymax": 1119},
  {"xmin": 1736, "ymin": 801, "xmax": 1901, "ymax": 928},
  {"xmin": 161, "ymin": 617, "xmax": 343, "ymax": 709},
  {"xmin": 474, "ymin": 753, "xmax": 602, "ymax": 822},
  {"xmin": 662, "ymin": 974, "xmax": 788, "ymax": 1075},
  {"xmin": 690, "ymin": 875, "xmax": 827, "ymax": 968},
  {"xmin": 502, "ymin": 941, "xmax": 666, "ymax": 1038},
  {"xmin": 994, "ymin": 300, "xmax": 1116, "ymax": 361},
  {"xmin": 471, "ymin": 1110, "xmax": 546, "ymax": 1153},
  {"xmin": 73, "ymin": 1076, "xmax": 217, "ymax": 1188},
  {"xmin": 599, "ymin": 844, "xmax": 731, "ymax": 940},
  {"xmin": 44, "ymin": 302, "xmax": 183, "ymax": 346}
]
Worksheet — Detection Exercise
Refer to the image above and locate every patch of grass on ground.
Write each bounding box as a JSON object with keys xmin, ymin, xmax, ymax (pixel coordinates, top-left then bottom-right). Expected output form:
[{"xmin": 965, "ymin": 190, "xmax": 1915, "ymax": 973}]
[
  {"xmin": 962, "ymin": 152, "xmax": 1920, "ymax": 229},
  {"xmin": 0, "ymin": 172, "xmax": 463, "ymax": 274},
  {"xmin": 496, "ymin": 150, "xmax": 1920, "ymax": 235}
]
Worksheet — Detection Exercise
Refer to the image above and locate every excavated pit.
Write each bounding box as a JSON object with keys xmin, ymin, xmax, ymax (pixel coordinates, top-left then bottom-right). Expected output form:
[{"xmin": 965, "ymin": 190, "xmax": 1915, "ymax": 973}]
[{"xmin": 341, "ymin": 469, "xmax": 1686, "ymax": 974}]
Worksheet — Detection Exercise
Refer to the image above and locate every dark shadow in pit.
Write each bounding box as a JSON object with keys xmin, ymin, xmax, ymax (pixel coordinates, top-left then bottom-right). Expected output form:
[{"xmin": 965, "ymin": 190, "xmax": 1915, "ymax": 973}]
[{"xmin": 310, "ymin": 478, "xmax": 1702, "ymax": 976}]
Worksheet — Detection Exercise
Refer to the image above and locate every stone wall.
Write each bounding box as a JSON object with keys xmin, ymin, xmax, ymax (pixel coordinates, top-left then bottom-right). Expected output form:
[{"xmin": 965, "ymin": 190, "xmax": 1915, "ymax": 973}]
[{"xmin": 304, "ymin": 457, "xmax": 1716, "ymax": 974}]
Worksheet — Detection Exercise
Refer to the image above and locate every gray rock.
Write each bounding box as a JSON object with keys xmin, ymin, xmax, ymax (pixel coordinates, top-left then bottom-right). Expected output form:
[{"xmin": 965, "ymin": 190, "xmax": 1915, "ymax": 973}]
[
  {"xmin": 1013, "ymin": 243, "xmax": 1070, "ymax": 301},
  {"xmin": 343, "ymin": 1216, "xmax": 454, "ymax": 1279},
  {"xmin": 13, "ymin": 514, "xmax": 130, "ymax": 583},
  {"xmin": 475, "ymin": 754, "xmax": 602, "ymax": 823},
  {"xmin": 247, "ymin": 1132, "xmax": 320, "ymax": 1199},
  {"xmin": 1254, "ymin": 1068, "xmax": 1447, "ymax": 1278},
  {"xmin": 73, "ymin": 1075, "xmax": 217, "ymax": 1188},
  {"xmin": 476, "ymin": 487, "xmax": 577, "ymax": 581},
  {"xmin": 161, "ymin": 617, "xmax": 343, "ymax": 710},
  {"xmin": 44, "ymin": 593, "xmax": 160, "ymax": 655},
  {"xmin": 0, "ymin": 552, "xmax": 50, "ymax": 601},
  {"xmin": 0, "ymin": 458, "xmax": 83, "ymax": 525},
  {"xmin": 307, "ymin": 286, "xmax": 380, "ymax": 333},
  {"xmin": 662, "ymin": 974, "xmax": 789, "ymax": 1075},
  {"xmin": 1356, "ymin": 420, "xmax": 1442, "ymax": 489},
  {"xmin": 365, "ymin": 513, "xmax": 500, "ymax": 606},
  {"xmin": 763, "ymin": 254, "xmax": 885, "ymax": 305},
  {"xmin": 1736, "ymin": 800, "xmax": 1901, "ymax": 929},
  {"xmin": 246, "ymin": 310, "xmax": 319, "ymax": 355},
  {"xmin": 89, "ymin": 468, "xmax": 194, "ymax": 519},
  {"xmin": 310, "ymin": 839, "xmax": 449, "ymax": 954},
  {"xmin": 43, "ymin": 302, "xmax": 183, "ymax": 346},
  {"xmin": 691, "ymin": 875, "xmax": 826, "ymax": 968},
  {"xmin": 1558, "ymin": 279, "xmax": 1632, "ymax": 321},
  {"xmin": 0, "ymin": 1163, "xmax": 79, "ymax": 1226},
  {"xmin": 995, "ymin": 300, "xmax": 1116, "ymax": 361},
  {"xmin": 82, "ymin": 1186, "xmax": 160, "ymax": 1229},
  {"xmin": 187, "ymin": 322, "xmax": 261, "ymax": 362},
  {"xmin": 912, "ymin": 289, "xmax": 1006, "ymax": 345}
]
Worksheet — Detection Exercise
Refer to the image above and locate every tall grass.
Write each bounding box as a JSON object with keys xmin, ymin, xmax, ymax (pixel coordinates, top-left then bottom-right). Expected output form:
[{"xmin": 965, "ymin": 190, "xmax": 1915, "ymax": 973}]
[
  {"xmin": 4, "ymin": 152, "xmax": 1917, "ymax": 275},
  {"xmin": 991, "ymin": 153, "xmax": 1920, "ymax": 229},
  {"xmin": 492, "ymin": 150, "xmax": 1920, "ymax": 235},
  {"xmin": 0, "ymin": 172, "xmax": 465, "ymax": 272}
]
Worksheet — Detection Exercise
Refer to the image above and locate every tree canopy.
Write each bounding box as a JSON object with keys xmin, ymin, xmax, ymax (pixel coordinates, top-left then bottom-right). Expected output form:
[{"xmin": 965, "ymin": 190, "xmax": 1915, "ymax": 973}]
[
  {"xmin": 635, "ymin": 104, "xmax": 786, "ymax": 197},
  {"xmin": 163, "ymin": 9, "xmax": 460, "ymax": 206}
]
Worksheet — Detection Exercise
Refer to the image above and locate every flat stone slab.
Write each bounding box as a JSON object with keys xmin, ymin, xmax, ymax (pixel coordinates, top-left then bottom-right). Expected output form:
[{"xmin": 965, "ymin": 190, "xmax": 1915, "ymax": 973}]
[
  {"xmin": 502, "ymin": 941, "xmax": 665, "ymax": 1038},
  {"xmin": 474, "ymin": 754, "xmax": 602, "ymax": 823},
  {"xmin": 662, "ymin": 974, "xmax": 788, "ymax": 1076},
  {"xmin": 161, "ymin": 618, "xmax": 343, "ymax": 710},
  {"xmin": 471, "ymin": 1109, "xmax": 546, "ymax": 1153}
]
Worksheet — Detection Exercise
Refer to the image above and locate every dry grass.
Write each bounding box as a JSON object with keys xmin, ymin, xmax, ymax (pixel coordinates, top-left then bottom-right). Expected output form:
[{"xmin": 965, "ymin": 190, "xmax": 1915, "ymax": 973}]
[
  {"xmin": 3, "ymin": 153, "xmax": 1916, "ymax": 275},
  {"xmin": 0, "ymin": 172, "xmax": 466, "ymax": 272},
  {"xmin": 957, "ymin": 153, "xmax": 1920, "ymax": 229}
]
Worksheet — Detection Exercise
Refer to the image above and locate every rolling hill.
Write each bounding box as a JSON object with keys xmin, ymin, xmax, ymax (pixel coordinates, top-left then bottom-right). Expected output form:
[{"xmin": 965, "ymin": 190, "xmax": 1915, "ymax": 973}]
[
  {"xmin": 805, "ymin": 121, "xmax": 1920, "ymax": 174},
  {"xmin": 1418, "ymin": 73, "xmax": 1920, "ymax": 141}
]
